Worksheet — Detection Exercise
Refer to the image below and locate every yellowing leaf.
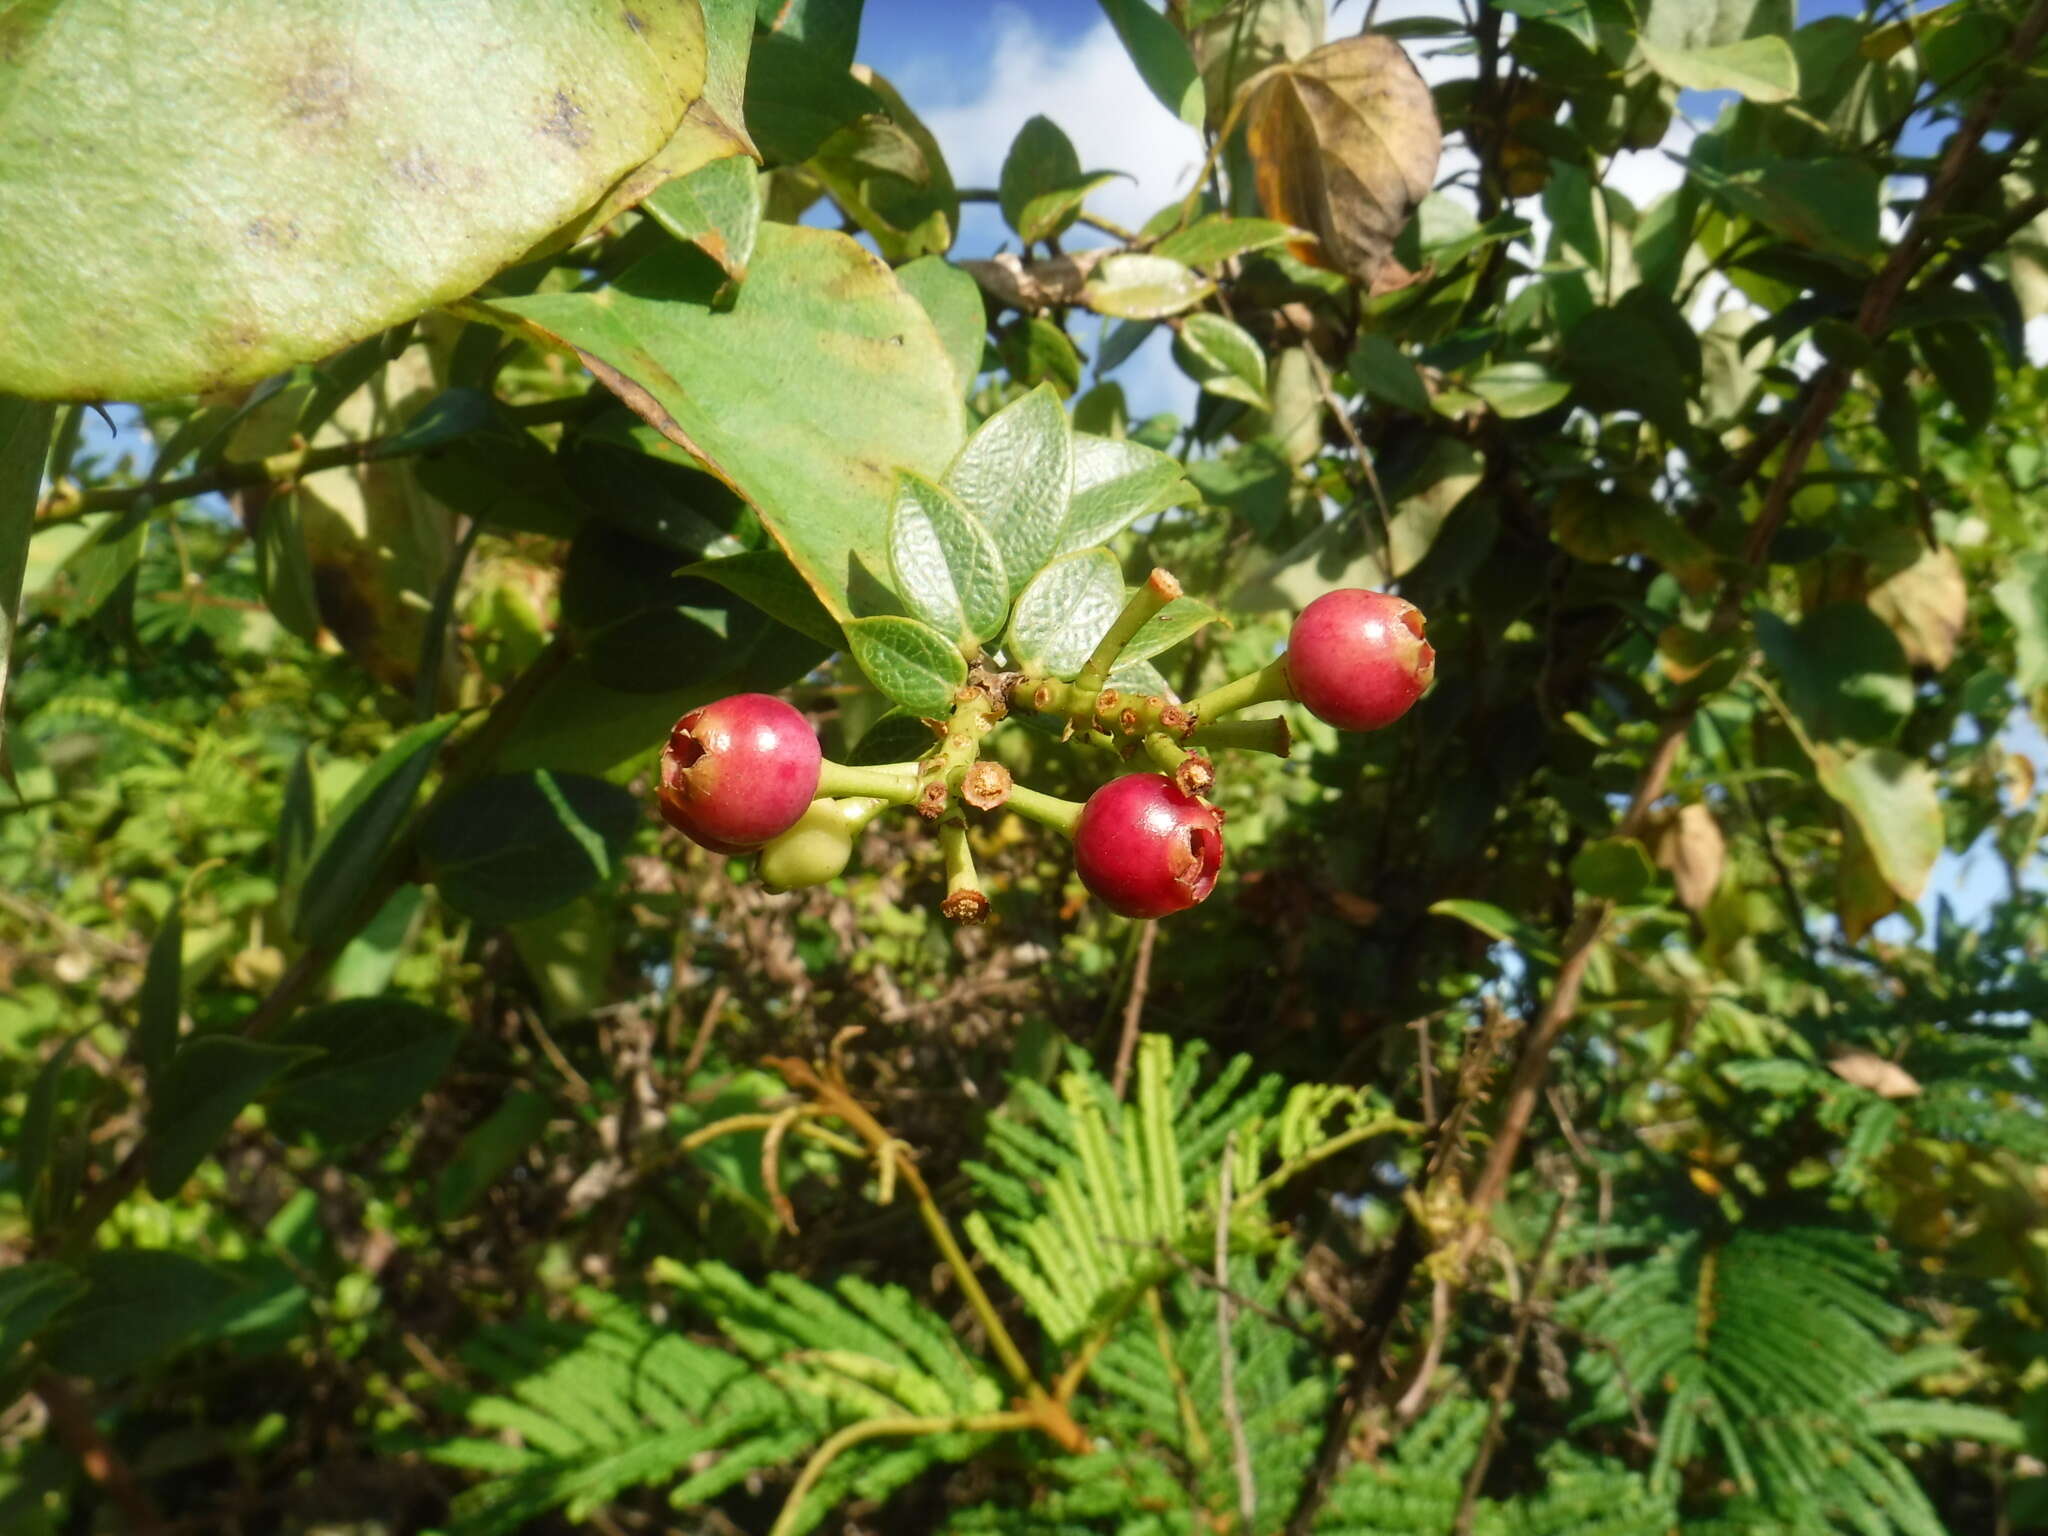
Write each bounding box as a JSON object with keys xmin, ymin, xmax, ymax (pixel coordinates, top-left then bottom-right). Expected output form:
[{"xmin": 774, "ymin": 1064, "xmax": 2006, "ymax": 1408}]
[
  {"xmin": 1653, "ymin": 803, "xmax": 1727, "ymax": 913},
  {"xmin": 1828, "ymin": 1052, "xmax": 1921, "ymax": 1099},
  {"xmin": 1867, "ymin": 544, "xmax": 1966, "ymax": 672},
  {"xmin": 1243, "ymin": 35, "xmax": 1443, "ymax": 289}
]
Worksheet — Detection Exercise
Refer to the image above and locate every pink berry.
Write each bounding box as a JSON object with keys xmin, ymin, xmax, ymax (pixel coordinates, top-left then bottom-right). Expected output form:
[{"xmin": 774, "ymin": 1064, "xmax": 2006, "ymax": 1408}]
[
  {"xmin": 1284, "ymin": 589, "xmax": 1436, "ymax": 731},
  {"xmin": 1073, "ymin": 774, "xmax": 1225, "ymax": 920},
  {"xmin": 656, "ymin": 693, "xmax": 821, "ymax": 853}
]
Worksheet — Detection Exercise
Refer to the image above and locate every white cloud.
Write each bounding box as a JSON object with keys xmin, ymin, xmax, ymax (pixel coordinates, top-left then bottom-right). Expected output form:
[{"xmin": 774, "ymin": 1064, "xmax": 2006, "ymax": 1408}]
[{"xmin": 920, "ymin": 7, "xmax": 1204, "ymax": 230}]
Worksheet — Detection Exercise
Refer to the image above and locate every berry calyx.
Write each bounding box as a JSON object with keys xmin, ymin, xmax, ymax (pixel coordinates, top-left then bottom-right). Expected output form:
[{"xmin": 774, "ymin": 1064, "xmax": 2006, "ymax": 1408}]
[
  {"xmin": 1072, "ymin": 774, "xmax": 1225, "ymax": 919},
  {"xmin": 1283, "ymin": 589, "xmax": 1436, "ymax": 732},
  {"xmin": 656, "ymin": 693, "xmax": 821, "ymax": 853}
]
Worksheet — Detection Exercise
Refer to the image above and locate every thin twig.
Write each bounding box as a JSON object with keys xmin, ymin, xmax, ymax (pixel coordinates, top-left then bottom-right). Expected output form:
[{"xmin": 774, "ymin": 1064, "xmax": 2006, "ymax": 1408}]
[
  {"xmin": 33, "ymin": 1374, "xmax": 167, "ymax": 1534},
  {"xmin": 1111, "ymin": 921, "xmax": 1158, "ymax": 1101},
  {"xmin": 1216, "ymin": 1132, "xmax": 1257, "ymax": 1531},
  {"xmin": 1450, "ymin": 1176, "xmax": 1576, "ymax": 1535},
  {"xmin": 679, "ymin": 983, "xmax": 730, "ymax": 1082}
]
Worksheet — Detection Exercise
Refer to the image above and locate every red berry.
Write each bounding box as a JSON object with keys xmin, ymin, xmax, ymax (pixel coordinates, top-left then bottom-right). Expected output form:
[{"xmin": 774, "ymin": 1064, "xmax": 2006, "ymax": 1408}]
[
  {"xmin": 1284, "ymin": 589, "xmax": 1436, "ymax": 731},
  {"xmin": 656, "ymin": 693, "xmax": 821, "ymax": 853},
  {"xmin": 1073, "ymin": 774, "xmax": 1225, "ymax": 919}
]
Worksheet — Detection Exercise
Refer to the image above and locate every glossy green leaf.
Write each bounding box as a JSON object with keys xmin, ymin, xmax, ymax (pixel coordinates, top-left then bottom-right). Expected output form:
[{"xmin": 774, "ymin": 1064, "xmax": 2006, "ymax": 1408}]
[
  {"xmin": 1098, "ymin": 0, "xmax": 1206, "ymax": 125},
  {"xmin": 474, "ymin": 223, "xmax": 963, "ymax": 626},
  {"xmin": 889, "ymin": 473, "xmax": 1010, "ymax": 648},
  {"xmin": 255, "ymin": 492, "xmax": 321, "ymax": 643},
  {"xmin": 39, "ymin": 1249, "xmax": 255, "ymax": 1378},
  {"xmin": 1640, "ymin": 36, "xmax": 1798, "ymax": 102},
  {"xmin": 421, "ymin": 771, "xmax": 640, "ymax": 926},
  {"xmin": 1570, "ymin": 837, "xmax": 1657, "ymax": 902},
  {"xmin": 1152, "ymin": 215, "xmax": 1302, "ymax": 268},
  {"xmin": 0, "ymin": 398, "xmax": 52, "ymax": 789},
  {"xmin": 329, "ymin": 885, "xmax": 427, "ymax": 1001},
  {"xmin": 809, "ymin": 70, "xmax": 958, "ymax": 262},
  {"xmin": 943, "ymin": 385, "xmax": 1073, "ymax": 601},
  {"xmin": 293, "ymin": 713, "xmax": 460, "ymax": 944},
  {"xmin": 680, "ymin": 550, "xmax": 844, "ymax": 650},
  {"xmin": 1467, "ymin": 361, "xmax": 1571, "ymax": 419},
  {"xmin": 999, "ymin": 316, "xmax": 1085, "ymax": 396},
  {"xmin": 20, "ymin": 1030, "xmax": 87, "ymax": 1235},
  {"xmin": 896, "ymin": 256, "xmax": 986, "ymax": 399},
  {"xmin": 1123, "ymin": 596, "xmax": 1223, "ymax": 664},
  {"xmin": 1427, "ymin": 899, "xmax": 1561, "ymax": 964},
  {"xmin": 754, "ymin": 0, "xmax": 865, "ymax": 72},
  {"xmin": 1695, "ymin": 157, "xmax": 1882, "ymax": 264},
  {"xmin": 999, "ymin": 116, "xmax": 1106, "ymax": 243},
  {"xmin": 1059, "ymin": 434, "xmax": 1189, "ymax": 556},
  {"xmin": 1176, "ymin": 313, "xmax": 1269, "ymax": 408},
  {"xmin": 1561, "ymin": 289, "xmax": 1702, "ymax": 438},
  {"xmin": 436, "ymin": 1091, "xmax": 553, "ymax": 1221},
  {"xmin": 844, "ymin": 615, "xmax": 968, "ymax": 714},
  {"xmin": 1758, "ymin": 606, "xmax": 1912, "ymax": 746},
  {"xmin": 1994, "ymin": 551, "xmax": 2048, "ymax": 694},
  {"xmin": 135, "ymin": 900, "xmax": 184, "ymax": 1082},
  {"xmin": 146, "ymin": 1037, "xmax": 318, "ymax": 1199},
  {"xmin": 1917, "ymin": 322, "xmax": 1995, "ymax": 436},
  {"xmin": 267, "ymin": 999, "xmax": 463, "ymax": 1145},
  {"xmin": 1350, "ymin": 333, "xmax": 1433, "ymax": 415},
  {"xmin": 0, "ymin": 2, "xmax": 711, "ymax": 399},
  {"xmin": 643, "ymin": 156, "xmax": 762, "ymax": 281},
  {"xmin": 1815, "ymin": 746, "xmax": 1942, "ymax": 904},
  {"xmin": 742, "ymin": 31, "xmax": 883, "ymax": 165},
  {"xmin": 0, "ymin": 1262, "xmax": 86, "ymax": 1374},
  {"xmin": 1006, "ymin": 548, "xmax": 1125, "ymax": 678},
  {"xmin": 1081, "ymin": 255, "xmax": 1216, "ymax": 320}
]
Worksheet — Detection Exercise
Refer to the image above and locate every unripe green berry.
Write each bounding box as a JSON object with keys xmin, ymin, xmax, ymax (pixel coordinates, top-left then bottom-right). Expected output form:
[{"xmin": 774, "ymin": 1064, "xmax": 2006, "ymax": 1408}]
[{"xmin": 757, "ymin": 797, "xmax": 881, "ymax": 892}]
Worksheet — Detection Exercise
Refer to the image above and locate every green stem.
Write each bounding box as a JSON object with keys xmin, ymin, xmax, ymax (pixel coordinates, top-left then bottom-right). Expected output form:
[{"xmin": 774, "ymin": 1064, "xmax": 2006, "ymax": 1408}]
[
  {"xmin": 939, "ymin": 818, "xmax": 991, "ymax": 924},
  {"xmin": 1189, "ymin": 658, "xmax": 1293, "ymax": 722},
  {"xmin": 1003, "ymin": 782, "xmax": 1086, "ymax": 838},
  {"xmin": 814, "ymin": 760, "xmax": 922, "ymax": 803},
  {"xmin": 1194, "ymin": 715, "xmax": 1293, "ymax": 758},
  {"xmin": 1014, "ymin": 675, "xmax": 1193, "ymax": 742},
  {"xmin": 915, "ymin": 688, "xmax": 1004, "ymax": 818},
  {"xmin": 769, "ymin": 1411, "xmax": 1039, "ymax": 1536},
  {"xmin": 1071, "ymin": 568, "xmax": 1182, "ymax": 703}
]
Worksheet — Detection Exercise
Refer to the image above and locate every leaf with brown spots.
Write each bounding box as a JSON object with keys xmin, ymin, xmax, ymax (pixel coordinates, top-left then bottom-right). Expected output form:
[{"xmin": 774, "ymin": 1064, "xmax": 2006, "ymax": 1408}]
[
  {"xmin": 1242, "ymin": 34, "xmax": 1443, "ymax": 289},
  {"xmin": 0, "ymin": 0, "xmax": 712, "ymax": 399}
]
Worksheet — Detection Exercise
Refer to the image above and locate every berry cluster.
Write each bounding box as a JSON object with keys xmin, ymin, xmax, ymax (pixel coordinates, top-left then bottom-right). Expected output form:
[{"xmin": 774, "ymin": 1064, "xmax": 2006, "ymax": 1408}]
[{"xmin": 655, "ymin": 585, "xmax": 1434, "ymax": 922}]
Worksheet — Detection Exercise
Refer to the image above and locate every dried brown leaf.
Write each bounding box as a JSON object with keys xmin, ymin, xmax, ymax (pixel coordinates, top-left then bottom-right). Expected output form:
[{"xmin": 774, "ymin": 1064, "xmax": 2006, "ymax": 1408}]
[
  {"xmin": 1867, "ymin": 544, "xmax": 1966, "ymax": 671},
  {"xmin": 1243, "ymin": 35, "xmax": 1442, "ymax": 289},
  {"xmin": 1828, "ymin": 1051, "xmax": 1921, "ymax": 1099},
  {"xmin": 1652, "ymin": 803, "xmax": 1726, "ymax": 913}
]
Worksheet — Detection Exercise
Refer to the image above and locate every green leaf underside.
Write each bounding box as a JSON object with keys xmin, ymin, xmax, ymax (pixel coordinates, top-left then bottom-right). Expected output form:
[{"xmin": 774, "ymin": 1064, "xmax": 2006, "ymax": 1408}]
[
  {"xmin": 0, "ymin": 1, "xmax": 711, "ymax": 399},
  {"xmin": 421, "ymin": 771, "xmax": 640, "ymax": 926},
  {"xmin": 1123, "ymin": 595, "xmax": 1223, "ymax": 664},
  {"xmin": 1641, "ymin": 35, "xmax": 1800, "ymax": 102},
  {"xmin": 1006, "ymin": 548, "xmax": 1125, "ymax": 678},
  {"xmin": 844, "ymin": 615, "xmax": 968, "ymax": 714},
  {"xmin": 1152, "ymin": 215, "xmax": 1302, "ymax": 267},
  {"xmin": 643, "ymin": 156, "xmax": 763, "ymax": 280},
  {"xmin": 888, "ymin": 472, "xmax": 1010, "ymax": 648},
  {"xmin": 477, "ymin": 223, "xmax": 963, "ymax": 626},
  {"xmin": 294, "ymin": 713, "xmax": 462, "ymax": 944},
  {"xmin": 1178, "ymin": 313, "xmax": 1269, "ymax": 407},
  {"xmin": 1061, "ymin": 433, "xmax": 1188, "ymax": 555},
  {"xmin": 1083, "ymin": 254, "xmax": 1215, "ymax": 320},
  {"xmin": 942, "ymin": 385, "xmax": 1073, "ymax": 602}
]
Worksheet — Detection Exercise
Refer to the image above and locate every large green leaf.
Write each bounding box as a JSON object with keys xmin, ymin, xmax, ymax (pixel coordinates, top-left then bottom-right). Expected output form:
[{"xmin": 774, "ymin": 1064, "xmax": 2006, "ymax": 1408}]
[
  {"xmin": 1816, "ymin": 746, "xmax": 1942, "ymax": 904},
  {"xmin": 1006, "ymin": 549, "xmax": 1125, "ymax": 678},
  {"xmin": 943, "ymin": 385, "xmax": 1074, "ymax": 601},
  {"xmin": 1758, "ymin": 605, "xmax": 1912, "ymax": 746},
  {"xmin": 293, "ymin": 714, "xmax": 461, "ymax": 944},
  {"xmin": 1640, "ymin": 35, "xmax": 1798, "ymax": 102},
  {"xmin": 267, "ymin": 999, "xmax": 464, "ymax": 1145},
  {"xmin": 680, "ymin": 550, "xmax": 844, "ymax": 650},
  {"xmin": 1994, "ymin": 551, "xmax": 2048, "ymax": 694},
  {"xmin": 896, "ymin": 256, "xmax": 986, "ymax": 399},
  {"xmin": 0, "ymin": 1262, "xmax": 85, "ymax": 1375},
  {"xmin": 39, "ymin": 1249, "xmax": 256, "ymax": 1378},
  {"xmin": 888, "ymin": 473, "xmax": 1010, "ymax": 649},
  {"xmin": 998, "ymin": 115, "xmax": 1113, "ymax": 244},
  {"xmin": 146, "ymin": 1036, "xmax": 318, "ymax": 1199},
  {"xmin": 0, "ymin": 1, "xmax": 711, "ymax": 399},
  {"xmin": 420, "ymin": 771, "xmax": 640, "ymax": 926},
  {"xmin": 472, "ymin": 223, "xmax": 962, "ymax": 625},
  {"xmin": 843, "ymin": 615, "xmax": 967, "ymax": 714},
  {"xmin": 0, "ymin": 398, "xmax": 52, "ymax": 788},
  {"xmin": 1097, "ymin": 0, "xmax": 1205, "ymax": 126},
  {"xmin": 742, "ymin": 30, "xmax": 882, "ymax": 165}
]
